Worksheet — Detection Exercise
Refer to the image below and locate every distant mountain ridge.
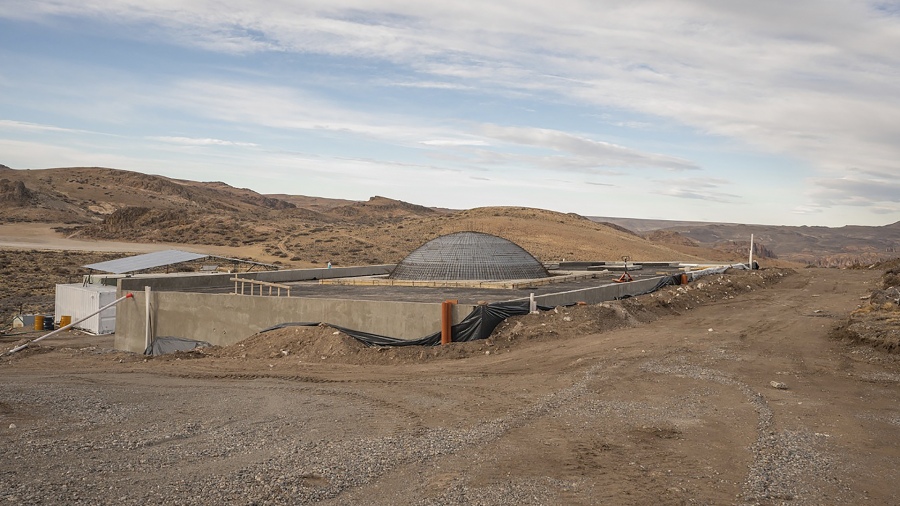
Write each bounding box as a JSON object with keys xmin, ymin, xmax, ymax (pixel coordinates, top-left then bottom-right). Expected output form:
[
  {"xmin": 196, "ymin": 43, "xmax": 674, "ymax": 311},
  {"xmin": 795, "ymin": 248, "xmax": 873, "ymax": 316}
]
[
  {"xmin": 593, "ymin": 216, "xmax": 900, "ymax": 267},
  {"xmin": 4, "ymin": 165, "xmax": 895, "ymax": 267}
]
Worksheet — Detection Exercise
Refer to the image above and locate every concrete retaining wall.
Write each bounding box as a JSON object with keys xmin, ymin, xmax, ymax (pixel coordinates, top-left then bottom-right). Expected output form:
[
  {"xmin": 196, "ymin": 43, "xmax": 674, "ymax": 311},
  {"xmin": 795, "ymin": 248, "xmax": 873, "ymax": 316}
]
[
  {"xmin": 255, "ymin": 265, "xmax": 395, "ymax": 283},
  {"xmin": 510, "ymin": 276, "xmax": 668, "ymax": 307},
  {"xmin": 114, "ymin": 290, "xmax": 469, "ymax": 353},
  {"xmin": 118, "ymin": 272, "xmax": 236, "ymax": 292},
  {"xmin": 111, "ymin": 266, "xmax": 679, "ymax": 354},
  {"xmin": 117, "ymin": 265, "xmax": 396, "ymax": 292}
]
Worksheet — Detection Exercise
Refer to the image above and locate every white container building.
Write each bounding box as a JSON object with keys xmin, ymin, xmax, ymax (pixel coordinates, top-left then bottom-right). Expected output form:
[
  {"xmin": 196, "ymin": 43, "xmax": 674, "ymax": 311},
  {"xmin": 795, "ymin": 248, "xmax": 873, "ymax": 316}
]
[{"xmin": 54, "ymin": 284, "xmax": 118, "ymax": 334}]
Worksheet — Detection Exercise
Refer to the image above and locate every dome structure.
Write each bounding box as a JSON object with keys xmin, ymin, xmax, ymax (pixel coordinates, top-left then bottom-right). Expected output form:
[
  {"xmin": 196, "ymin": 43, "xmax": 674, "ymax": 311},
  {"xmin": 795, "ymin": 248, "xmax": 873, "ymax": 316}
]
[{"xmin": 389, "ymin": 231, "xmax": 549, "ymax": 281}]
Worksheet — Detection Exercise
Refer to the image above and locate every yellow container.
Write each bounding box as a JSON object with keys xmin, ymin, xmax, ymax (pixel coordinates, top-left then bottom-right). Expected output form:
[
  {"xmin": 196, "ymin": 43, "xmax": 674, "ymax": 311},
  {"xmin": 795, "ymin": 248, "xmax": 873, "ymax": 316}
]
[
  {"xmin": 33, "ymin": 315, "xmax": 45, "ymax": 331},
  {"xmin": 59, "ymin": 315, "xmax": 72, "ymax": 328}
]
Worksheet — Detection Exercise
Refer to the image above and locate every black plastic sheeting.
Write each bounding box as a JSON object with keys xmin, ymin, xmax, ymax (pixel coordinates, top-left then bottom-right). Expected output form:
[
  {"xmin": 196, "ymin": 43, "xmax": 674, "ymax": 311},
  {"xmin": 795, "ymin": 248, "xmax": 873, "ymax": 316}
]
[
  {"xmin": 261, "ymin": 300, "xmax": 555, "ymax": 348},
  {"xmin": 259, "ymin": 273, "xmax": 693, "ymax": 348},
  {"xmin": 615, "ymin": 274, "xmax": 680, "ymax": 299},
  {"xmin": 145, "ymin": 336, "xmax": 212, "ymax": 356}
]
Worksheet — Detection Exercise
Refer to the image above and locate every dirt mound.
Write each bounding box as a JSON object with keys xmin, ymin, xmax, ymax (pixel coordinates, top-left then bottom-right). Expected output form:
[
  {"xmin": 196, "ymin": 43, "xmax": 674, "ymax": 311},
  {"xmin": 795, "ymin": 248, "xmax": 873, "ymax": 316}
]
[
  {"xmin": 841, "ymin": 307, "xmax": 900, "ymax": 353},
  {"xmin": 203, "ymin": 324, "xmax": 502, "ymax": 365},
  {"xmin": 208, "ymin": 324, "xmax": 367, "ymax": 361},
  {"xmin": 836, "ymin": 258, "xmax": 900, "ymax": 353},
  {"xmin": 642, "ymin": 267, "xmax": 794, "ymax": 312}
]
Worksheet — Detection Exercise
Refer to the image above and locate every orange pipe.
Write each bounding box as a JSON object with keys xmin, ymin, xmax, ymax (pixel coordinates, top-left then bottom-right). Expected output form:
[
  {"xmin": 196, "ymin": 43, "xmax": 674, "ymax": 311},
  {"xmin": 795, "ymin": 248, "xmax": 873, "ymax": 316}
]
[{"xmin": 441, "ymin": 300, "xmax": 456, "ymax": 345}]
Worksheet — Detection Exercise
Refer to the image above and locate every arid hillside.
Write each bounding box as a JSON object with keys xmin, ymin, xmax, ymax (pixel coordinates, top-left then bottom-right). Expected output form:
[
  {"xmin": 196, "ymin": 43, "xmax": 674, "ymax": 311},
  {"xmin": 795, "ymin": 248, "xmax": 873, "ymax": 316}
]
[
  {"xmin": 0, "ymin": 166, "xmax": 727, "ymax": 267},
  {"xmin": 597, "ymin": 215, "xmax": 900, "ymax": 267}
]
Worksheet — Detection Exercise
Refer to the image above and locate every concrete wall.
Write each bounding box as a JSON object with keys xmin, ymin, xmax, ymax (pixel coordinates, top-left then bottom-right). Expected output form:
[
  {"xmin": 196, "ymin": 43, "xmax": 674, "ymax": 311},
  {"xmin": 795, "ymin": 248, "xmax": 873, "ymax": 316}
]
[
  {"xmin": 510, "ymin": 275, "xmax": 670, "ymax": 307},
  {"xmin": 111, "ymin": 266, "xmax": 681, "ymax": 354},
  {"xmin": 114, "ymin": 290, "xmax": 469, "ymax": 353},
  {"xmin": 117, "ymin": 265, "xmax": 396, "ymax": 292},
  {"xmin": 255, "ymin": 265, "xmax": 395, "ymax": 283}
]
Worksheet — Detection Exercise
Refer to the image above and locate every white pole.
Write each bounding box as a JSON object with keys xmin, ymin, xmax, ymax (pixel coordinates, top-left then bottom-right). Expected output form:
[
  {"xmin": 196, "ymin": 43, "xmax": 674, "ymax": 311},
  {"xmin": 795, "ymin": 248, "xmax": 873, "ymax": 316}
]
[
  {"xmin": 529, "ymin": 293, "xmax": 537, "ymax": 314},
  {"xmin": 6, "ymin": 293, "xmax": 134, "ymax": 355},
  {"xmin": 749, "ymin": 233, "xmax": 754, "ymax": 268},
  {"xmin": 145, "ymin": 286, "xmax": 152, "ymax": 351}
]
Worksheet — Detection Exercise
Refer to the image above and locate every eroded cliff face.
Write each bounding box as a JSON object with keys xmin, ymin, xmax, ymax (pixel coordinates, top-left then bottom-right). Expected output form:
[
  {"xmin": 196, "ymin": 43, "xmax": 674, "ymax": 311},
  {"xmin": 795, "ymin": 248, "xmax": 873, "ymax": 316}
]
[{"xmin": 0, "ymin": 179, "xmax": 35, "ymax": 205}]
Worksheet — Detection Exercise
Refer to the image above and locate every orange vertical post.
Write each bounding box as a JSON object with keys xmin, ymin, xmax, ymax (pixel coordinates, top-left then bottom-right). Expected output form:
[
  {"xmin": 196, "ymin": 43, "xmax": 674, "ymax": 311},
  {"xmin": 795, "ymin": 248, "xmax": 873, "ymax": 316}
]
[{"xmin": 441, "ymin": 300, "xmax": 456, "ymax": 345}]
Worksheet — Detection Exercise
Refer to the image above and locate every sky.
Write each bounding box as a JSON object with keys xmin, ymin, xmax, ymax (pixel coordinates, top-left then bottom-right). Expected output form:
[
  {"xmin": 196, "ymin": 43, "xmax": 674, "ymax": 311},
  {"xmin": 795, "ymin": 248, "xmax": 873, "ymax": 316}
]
[{"xmin": 1, "ymin": 1, "xmax": 899, "ymax": 227}]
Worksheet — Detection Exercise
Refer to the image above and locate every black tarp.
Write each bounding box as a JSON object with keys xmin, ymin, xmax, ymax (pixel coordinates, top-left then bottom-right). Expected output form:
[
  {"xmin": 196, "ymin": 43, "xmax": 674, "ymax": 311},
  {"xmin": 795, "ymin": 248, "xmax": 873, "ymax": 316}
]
[
  {"xmin": 256, "ymin": 273, "xmax": 696, "ymax": 348},
  {"xmin": 144, "ymin": 336, "xmax": 212, "ymax": 356},
  {"xmin": 615, "ymin": 274, "xmax": 680, "ymax": 299},
  {"xmin": 259, "ymin": 300, "xmax": 554, "ymax": 347}
]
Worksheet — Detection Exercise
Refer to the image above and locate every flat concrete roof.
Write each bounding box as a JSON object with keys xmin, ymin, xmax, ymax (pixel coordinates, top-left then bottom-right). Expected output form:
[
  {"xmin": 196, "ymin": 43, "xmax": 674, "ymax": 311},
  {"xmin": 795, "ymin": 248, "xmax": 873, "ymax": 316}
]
[{"xmin": 176, "ymin": 266, "xmax": 689, "ymax": 305}]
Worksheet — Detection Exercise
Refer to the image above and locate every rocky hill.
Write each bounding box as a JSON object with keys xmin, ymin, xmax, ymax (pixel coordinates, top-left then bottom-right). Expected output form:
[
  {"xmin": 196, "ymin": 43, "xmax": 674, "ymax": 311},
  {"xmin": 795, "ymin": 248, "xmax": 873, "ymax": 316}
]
[
  {"xmin": 0, "ymin": 166, "xmax": 724, "ymax": 267},
  {"xmin": 661, "ymin": 222, "xmax": 900, "ymax": 267},
  {"xmin": 0, "ymin": 166, "xmax": 299, "ymax": 222},
  {"xmin": 597, "ymin": 216, "xmax": 900, "ymax": 267}
]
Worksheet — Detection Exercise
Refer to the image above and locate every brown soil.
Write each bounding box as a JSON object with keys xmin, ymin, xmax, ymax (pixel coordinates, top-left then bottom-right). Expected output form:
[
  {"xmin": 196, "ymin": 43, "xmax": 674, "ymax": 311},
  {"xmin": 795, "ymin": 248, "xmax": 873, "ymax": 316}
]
[
  {"xmin": 3, "ymin": 266, "xmax": 900, "ymax": 504},
  {"xmin": 833, "ymin": 259, "xmax": 900, "ymax": 353}
]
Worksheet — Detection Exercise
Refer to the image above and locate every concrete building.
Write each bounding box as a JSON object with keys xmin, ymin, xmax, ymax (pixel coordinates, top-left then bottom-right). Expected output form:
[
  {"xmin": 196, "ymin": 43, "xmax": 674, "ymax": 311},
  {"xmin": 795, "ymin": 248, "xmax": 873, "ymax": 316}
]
[{"xmin": 107, "ymin": 233, "xmax": 741, "ymax": 354}]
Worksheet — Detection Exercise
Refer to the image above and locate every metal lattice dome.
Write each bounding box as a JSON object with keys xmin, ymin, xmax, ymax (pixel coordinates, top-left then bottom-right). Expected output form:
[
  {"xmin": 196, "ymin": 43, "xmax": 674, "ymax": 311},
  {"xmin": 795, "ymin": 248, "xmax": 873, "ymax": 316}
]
[{"xmin": 389, "ymin": 231, "xmax": 549, "ymax": 281}]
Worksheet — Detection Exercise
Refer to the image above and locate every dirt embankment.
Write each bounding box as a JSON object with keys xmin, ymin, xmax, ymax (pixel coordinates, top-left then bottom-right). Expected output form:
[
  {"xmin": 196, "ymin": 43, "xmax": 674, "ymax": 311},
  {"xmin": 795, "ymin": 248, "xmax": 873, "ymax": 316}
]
[{"xmin": 834, "ymin": 259, "xmax": 900, "ymax": 353}]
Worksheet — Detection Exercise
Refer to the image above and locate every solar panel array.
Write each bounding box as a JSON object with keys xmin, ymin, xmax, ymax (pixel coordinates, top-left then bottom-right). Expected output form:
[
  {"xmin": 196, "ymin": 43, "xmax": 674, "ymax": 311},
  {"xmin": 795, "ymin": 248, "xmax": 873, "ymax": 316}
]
[
  {"xmin": 389, "ymin": 231, "xmax": 549, "ymax": 281},
  {"xmin": 83, "ymin": 250, "xmax": 208, "ymax": 274}
]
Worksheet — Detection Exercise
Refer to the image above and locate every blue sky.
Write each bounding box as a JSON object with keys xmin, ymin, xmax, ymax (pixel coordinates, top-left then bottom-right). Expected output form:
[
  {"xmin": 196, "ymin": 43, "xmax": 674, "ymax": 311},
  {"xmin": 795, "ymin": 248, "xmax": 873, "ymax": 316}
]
[{"xmin": 1, "ymin": 1, "xmax": 899, "ymax": 227}]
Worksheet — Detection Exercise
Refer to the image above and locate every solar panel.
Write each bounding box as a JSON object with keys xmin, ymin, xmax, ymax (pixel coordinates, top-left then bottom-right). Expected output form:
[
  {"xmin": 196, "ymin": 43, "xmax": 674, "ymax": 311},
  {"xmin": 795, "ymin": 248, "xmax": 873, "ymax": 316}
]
[{"xmin": 83, "ymin": 250, "xmax": 209, "ymax": 274}]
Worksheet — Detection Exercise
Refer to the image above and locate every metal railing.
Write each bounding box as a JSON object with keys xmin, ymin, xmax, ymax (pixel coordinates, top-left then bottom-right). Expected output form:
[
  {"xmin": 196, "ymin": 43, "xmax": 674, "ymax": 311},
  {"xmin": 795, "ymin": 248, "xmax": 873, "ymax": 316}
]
[{"xmin": 231, "ymin": 277, "xmax": 292, "ymax": 297}]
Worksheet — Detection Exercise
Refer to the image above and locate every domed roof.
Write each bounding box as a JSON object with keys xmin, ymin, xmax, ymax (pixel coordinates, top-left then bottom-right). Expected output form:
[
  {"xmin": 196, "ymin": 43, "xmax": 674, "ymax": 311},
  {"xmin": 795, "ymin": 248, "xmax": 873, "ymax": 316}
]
[{"xmin": 389, "ymin": 231, "xmax": 549, "ymax": 281}]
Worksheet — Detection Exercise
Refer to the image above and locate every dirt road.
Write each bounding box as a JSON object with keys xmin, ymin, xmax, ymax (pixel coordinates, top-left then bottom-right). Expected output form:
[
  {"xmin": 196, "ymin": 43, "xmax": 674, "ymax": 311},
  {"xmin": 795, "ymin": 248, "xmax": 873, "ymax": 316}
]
[
  {"xmin": 2, "ymin": 268, "xmax": 899, "ymax": 505},
  {"xmin": 0, "ymin": 223, "xmax": 269, "ymax": 259}
]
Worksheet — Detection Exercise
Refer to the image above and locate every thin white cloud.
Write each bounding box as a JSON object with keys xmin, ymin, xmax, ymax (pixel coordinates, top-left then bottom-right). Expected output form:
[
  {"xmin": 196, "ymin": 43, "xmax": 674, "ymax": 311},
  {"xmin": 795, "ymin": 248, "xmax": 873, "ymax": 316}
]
[
  {"xmin": 420, "ymin": 139, "xmax": 489, "ymax": 147},
  {"xmin": 157, "ymin": 79, "xmax": 457, "ymax": 146},
  {"xmin": 481, "ymin": 124, "xmax": 698, "ymax": 171},
  {"xmin": 808, "ymin": 170, "xmax": 900, "ymax": 209},
  {"xmin": 150, "ymin": 136, "xmax": 258, "ymax": 147},
  {"xmin": 652, "ymin": 177, "xmax": 741, "ymax": 203},
  {"xmin": 389, "ymin": 80, "xmax": 474, "ymax": 90},
  {"xmin": 0, "ymin": 119, "xmax": 91, "ymax": 135}
]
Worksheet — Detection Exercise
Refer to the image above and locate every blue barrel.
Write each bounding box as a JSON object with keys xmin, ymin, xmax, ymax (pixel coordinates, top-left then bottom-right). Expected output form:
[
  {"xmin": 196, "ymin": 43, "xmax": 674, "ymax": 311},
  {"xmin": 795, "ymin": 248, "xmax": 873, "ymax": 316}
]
[{"xmin": 42, "ymin": 316, "xmax": 54, "ymax": 330}]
